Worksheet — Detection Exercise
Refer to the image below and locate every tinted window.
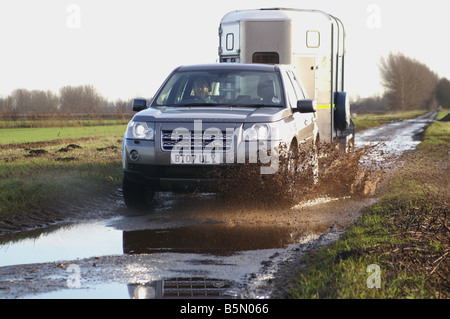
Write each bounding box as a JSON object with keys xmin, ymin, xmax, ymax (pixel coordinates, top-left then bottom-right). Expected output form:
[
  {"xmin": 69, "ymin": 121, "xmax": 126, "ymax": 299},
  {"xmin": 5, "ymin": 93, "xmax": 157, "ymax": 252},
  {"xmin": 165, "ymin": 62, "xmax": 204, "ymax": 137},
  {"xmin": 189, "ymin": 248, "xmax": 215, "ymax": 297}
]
[{"xmin": 252, "ymin": 52, "xmax": 280, "ymax": 64}]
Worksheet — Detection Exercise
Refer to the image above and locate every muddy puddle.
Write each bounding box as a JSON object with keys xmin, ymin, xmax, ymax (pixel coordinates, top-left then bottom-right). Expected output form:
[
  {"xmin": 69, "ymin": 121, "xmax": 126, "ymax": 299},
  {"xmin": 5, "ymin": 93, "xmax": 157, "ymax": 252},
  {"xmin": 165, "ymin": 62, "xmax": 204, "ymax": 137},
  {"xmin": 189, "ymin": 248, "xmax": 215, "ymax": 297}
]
[
  {"xmin": 0, "ymin": 112, "xmax": 436, "ymax": 299},
  {"xmin": 0, "ymin": 218, "xmax": 312, "ymax": 267}
]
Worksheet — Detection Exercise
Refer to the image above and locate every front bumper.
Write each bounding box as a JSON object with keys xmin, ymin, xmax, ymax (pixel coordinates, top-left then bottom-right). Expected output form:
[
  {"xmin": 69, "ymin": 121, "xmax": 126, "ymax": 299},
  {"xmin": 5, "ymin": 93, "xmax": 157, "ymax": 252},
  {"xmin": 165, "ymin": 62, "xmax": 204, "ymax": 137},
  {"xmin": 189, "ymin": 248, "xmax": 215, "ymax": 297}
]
[{"xmin": 123, "ymin": 163, "xmax": 263, "ymax": 192}]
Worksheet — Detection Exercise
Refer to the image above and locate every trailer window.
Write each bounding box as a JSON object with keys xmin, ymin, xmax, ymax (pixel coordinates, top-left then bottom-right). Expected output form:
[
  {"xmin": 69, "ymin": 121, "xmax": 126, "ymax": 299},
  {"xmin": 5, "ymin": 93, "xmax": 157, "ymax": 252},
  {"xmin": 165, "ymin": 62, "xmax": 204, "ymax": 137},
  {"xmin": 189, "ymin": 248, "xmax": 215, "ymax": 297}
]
[
  {"xmin": 306, "ymin": 30, "xmax": 320, "ymax": 48},
  {"xmin": 226, "ymin": 33, "xmax": 234, "ymax": 51},
  {"xmin": 252, "ymin": 52, "xmax": 279, "ymax": 64}
]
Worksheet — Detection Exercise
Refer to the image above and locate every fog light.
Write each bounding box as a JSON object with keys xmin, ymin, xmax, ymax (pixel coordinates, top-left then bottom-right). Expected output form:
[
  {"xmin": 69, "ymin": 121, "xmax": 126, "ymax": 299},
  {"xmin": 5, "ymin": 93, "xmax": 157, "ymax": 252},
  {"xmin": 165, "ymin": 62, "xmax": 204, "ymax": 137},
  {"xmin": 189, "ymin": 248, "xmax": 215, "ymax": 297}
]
[{"xmin": 130, "ymin": 150, "xmax": 139, "ymax": 161}]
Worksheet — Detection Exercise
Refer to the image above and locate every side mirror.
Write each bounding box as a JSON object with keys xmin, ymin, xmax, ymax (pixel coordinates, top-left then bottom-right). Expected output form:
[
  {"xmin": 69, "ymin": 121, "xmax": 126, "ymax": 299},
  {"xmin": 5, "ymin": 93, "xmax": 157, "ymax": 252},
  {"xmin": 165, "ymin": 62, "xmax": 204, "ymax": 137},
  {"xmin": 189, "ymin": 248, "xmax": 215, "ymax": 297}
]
[
  {"xmin": 132, "ymin": 98, "xmax": 149, "ymax": 112},
  {"xmin": 293, "ymin": 99, "xmax": 317, "ymax": 113}
]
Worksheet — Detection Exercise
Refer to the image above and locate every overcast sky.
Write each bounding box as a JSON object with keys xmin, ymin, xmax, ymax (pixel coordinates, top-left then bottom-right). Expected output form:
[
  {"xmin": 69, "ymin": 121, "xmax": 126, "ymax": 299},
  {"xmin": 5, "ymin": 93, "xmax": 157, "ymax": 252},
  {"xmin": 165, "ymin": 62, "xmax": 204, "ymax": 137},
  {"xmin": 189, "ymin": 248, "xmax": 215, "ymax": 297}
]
[{"xmin": 0, "ymin": 0, "xmax": 447, "ymax": 102}]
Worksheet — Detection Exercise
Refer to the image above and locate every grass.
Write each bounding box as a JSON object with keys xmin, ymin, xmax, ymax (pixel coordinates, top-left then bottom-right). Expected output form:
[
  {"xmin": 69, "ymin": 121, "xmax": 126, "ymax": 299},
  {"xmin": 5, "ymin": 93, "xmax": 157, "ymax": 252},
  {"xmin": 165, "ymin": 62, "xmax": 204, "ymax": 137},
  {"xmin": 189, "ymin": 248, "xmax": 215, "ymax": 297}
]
[
  {"xmin": 0, "ymin": 127, "xmax": 125, "ymax": 218},
  {"xmin": 285, "ymin": 111, "xmax": 449, "ymax": 299},
  {"xmin": 0, "ymin": 118, "xmax": 130, "ymax": 129},
  {"xmin": 0, "ymin": 125, "xmax": 126, "ymax": 145}
]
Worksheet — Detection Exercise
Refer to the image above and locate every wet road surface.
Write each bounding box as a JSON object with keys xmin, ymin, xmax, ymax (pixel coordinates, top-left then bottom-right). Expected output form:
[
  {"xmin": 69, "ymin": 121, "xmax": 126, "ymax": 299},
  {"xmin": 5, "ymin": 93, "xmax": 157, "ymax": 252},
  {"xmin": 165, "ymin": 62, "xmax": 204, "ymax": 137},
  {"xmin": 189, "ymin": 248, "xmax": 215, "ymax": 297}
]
[{"xmin": 0, "ymin": 112, "xmax": 436, "ymax": 299}]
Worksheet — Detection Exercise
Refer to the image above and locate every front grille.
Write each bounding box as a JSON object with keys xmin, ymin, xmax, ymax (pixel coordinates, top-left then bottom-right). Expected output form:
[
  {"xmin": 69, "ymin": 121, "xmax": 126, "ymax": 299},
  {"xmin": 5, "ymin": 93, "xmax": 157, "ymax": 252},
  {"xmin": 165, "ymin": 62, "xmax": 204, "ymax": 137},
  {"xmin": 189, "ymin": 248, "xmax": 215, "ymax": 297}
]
[
  {"xmin": 163, "ymin": 277, "xmax": 234, "ymax": 298},
  {"xmin": 161, "ymin": 130, "xmax": 233, "ymax": 152}
]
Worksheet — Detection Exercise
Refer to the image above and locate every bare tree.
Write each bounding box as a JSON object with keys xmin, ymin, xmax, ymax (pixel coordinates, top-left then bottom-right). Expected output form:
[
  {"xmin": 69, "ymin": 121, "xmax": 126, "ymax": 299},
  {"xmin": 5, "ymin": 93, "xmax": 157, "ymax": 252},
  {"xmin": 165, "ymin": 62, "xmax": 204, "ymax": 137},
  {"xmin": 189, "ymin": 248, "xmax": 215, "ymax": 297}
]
[
  {"xmin": 59, "ymin": 84, "xmax": 107, "ymax": 114},
  {"xmin": 110, "ymin": 98, "xmax": 134, "ymax": 114},
  {"xmin": 379, "ymin": 53, "xmax": 438, "ymax": 110},
  {"xmin": 6, "ymin": 88, "xmax": 59, "ymax": 114},
  {"xmin": 0, "ymin": 96, "xmax": 13, "ymax": 114},
  {"xmin": 30, "ymin": 90, "xmax": 59, "ymax": 113},
  {"xmin": 10, "ymin": 89, "xmax": 32, "ymax": 113},
  {"xmin": 350, "ymin": 94, "xmax": 389, "ymax": 113},
  {"xmin": 436, "ymin": 78, "xmax": 450, "ymax": 109}
]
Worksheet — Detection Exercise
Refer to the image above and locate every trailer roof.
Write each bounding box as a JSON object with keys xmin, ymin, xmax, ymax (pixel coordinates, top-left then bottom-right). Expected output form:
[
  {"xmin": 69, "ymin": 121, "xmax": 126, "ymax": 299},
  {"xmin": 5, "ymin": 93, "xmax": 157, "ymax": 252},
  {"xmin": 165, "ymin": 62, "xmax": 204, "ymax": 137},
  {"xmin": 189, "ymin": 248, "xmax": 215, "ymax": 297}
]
[{"xmin": 220, "ymin": 8, "xmax": 332, "ymax": 24}]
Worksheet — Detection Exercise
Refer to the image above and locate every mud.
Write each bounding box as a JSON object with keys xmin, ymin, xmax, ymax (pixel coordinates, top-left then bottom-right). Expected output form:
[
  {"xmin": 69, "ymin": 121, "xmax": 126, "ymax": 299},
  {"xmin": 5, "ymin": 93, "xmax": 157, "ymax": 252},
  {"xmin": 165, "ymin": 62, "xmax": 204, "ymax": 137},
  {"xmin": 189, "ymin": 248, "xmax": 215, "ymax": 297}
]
[
  {"xmin": 210, "ymin": 141, "xmax": 376, "ymax": 211},
  {"xmin": 57, "ymin": 144, "xmax": 82, "ymax": 153}
]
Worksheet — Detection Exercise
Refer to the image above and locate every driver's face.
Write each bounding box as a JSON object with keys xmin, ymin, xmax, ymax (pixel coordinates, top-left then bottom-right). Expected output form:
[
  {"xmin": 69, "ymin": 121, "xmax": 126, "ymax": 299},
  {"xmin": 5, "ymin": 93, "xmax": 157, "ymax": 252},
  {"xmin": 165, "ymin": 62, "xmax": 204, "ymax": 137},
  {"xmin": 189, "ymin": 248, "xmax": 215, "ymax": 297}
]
[{"xmin": 194, "ymin": 81, "xmax": 209, "ymax": 98}]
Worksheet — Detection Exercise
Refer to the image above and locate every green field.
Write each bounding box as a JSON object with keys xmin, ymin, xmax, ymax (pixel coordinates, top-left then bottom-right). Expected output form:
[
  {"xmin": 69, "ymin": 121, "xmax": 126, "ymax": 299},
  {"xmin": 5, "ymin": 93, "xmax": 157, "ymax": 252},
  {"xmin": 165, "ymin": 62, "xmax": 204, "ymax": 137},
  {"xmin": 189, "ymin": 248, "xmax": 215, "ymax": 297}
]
[
  {"xmin": 0, "ymin": 110, "xmax": 429, "ymax": 144},
  {"xmin": 0, "ymin": 124, "xmax": 126, "ymax": 217},
  {"xmin": 0, "ymin": 124, "xmax": 126, "ymax": 145}
]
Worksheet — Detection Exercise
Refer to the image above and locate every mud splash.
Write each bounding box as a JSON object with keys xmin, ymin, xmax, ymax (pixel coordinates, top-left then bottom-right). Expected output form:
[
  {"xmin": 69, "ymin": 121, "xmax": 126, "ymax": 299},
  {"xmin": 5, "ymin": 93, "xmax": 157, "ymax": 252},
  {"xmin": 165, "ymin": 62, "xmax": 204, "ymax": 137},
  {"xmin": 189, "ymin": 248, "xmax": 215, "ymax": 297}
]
[{"xmin": 212, "ymin": 142, "xmax": 376, "ymax": 211}]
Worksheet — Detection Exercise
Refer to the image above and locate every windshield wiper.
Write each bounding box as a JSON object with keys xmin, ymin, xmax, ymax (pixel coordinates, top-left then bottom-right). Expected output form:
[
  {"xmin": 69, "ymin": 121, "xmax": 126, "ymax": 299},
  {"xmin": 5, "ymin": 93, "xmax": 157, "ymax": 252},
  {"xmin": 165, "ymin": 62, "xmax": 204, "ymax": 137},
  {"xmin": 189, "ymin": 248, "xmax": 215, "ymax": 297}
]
[
  {"xmin": 170, "ymin": 103, "xmax": 224, "ymax": 107},
  {"xmin": 233, "ymin": 104, "xmax": 284, "ymax": 108},
  {"xmin": 242, "ymin": 104, "xmax": 266, "ymax": 107}
]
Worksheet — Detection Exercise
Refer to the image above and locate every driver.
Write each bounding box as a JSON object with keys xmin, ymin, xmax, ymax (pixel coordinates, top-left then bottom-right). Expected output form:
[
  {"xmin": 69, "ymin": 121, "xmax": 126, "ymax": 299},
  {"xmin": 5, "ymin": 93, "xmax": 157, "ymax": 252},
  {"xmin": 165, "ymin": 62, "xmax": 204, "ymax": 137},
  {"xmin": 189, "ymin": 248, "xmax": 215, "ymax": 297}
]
[{"xmin": 193, "ymin": 78, "xmax": 215, "ymax": 103}]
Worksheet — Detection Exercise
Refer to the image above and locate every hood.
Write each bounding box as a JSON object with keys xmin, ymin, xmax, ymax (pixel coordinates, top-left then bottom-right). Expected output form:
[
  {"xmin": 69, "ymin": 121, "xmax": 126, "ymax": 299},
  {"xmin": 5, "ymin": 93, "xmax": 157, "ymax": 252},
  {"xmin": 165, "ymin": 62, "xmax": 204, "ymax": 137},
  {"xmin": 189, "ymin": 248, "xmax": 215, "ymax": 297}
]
[{"xmin": 132, "ymin": 106, "xmax": 291, "ymax": 123}]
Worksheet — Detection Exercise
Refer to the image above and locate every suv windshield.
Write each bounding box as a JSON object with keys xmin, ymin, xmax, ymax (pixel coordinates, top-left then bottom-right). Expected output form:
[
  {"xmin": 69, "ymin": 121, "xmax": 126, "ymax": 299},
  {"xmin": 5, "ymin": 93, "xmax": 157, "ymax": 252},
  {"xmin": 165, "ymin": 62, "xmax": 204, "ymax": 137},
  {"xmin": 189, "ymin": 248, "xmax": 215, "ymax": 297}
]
[{"xmin": 153, "ymin": 69, "xmax": 285, "ymax": 107}]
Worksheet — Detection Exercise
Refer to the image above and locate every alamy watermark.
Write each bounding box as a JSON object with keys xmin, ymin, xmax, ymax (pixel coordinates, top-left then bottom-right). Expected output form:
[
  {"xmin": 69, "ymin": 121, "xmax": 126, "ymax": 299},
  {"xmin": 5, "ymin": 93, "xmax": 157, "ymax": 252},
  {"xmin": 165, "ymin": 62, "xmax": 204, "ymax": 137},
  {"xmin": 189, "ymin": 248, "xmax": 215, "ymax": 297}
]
[
  {"xmin": 366, "ymin": 264, "xmax": 381, "ymax": 289},
  {"xmin": 66, "ymin": 264, "xmax": 81, "ymax": 288},
  {"xmin": 66, "ymin": 4, "xmax": 81, "ymax": 29},
  {"xmin": 366, "ymin": 4, "xmax": 381, "ymax": 29}
]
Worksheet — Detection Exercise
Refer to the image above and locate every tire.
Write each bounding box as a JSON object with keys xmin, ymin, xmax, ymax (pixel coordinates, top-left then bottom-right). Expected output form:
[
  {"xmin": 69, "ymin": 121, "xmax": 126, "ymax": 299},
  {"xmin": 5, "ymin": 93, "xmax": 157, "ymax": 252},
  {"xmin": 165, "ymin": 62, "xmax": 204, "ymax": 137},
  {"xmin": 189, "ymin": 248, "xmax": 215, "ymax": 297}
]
[
  {"xmin": 335, "ymin": 91, "xmax": 351, "ymax": 131},
  {"xmin": 285, "ymin": 142, "xmax": 299, "ymax": 175},
  {"xmin": 296, "ymin": 137, "xmax": 319, "ymax": 188},
  {"xmin": 280, "ymin": 141, "xmax": 300, "ymax": 199},
  {"xmin": 278, "ymin": 139, "xmax": 319, "ymax": 202},
  {"xmin": 122, "ymin": 175, "xmax": 154, "ymax": 210}
]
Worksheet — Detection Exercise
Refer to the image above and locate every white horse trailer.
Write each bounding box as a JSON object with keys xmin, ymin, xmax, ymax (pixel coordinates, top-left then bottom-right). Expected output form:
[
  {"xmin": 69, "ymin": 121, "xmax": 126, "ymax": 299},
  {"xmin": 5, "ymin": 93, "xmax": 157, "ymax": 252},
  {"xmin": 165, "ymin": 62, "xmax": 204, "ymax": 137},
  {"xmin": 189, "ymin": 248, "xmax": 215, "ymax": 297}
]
[{"xmin": 219, "ymin": 8, "xmax": 354, "ymax": 149}]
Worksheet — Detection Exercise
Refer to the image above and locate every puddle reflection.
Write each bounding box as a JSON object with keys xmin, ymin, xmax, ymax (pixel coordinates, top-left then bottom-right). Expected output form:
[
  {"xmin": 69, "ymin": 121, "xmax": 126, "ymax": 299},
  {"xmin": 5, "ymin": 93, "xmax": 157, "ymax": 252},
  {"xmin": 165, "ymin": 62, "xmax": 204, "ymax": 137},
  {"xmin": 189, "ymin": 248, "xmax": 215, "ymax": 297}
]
[
  {"xmin": 123, "ymin": 224, "xmax": 302, "ymax": 255},
  {"xmin": 28, "ymin": 277, "xmax": 242, "ymax": 299},
  {"xmin": 128, "ymin": 277, "xmax": 241, "ymax": 299},
  {"xmin": 0, "ymin": 221, "xmax": 123, "ymax": 267},
  {"xmin": 0, "ymin": 219, "xmax": 304, "ymax": 267}
]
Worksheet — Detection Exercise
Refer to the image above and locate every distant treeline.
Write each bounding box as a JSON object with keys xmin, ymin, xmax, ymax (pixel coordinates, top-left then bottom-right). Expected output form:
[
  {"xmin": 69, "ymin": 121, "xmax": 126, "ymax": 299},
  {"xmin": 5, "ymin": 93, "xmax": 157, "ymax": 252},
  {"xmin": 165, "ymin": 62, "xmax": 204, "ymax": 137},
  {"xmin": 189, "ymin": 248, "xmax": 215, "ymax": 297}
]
[
  {"xmin": 0, "ymin": 84, "xmax": 138, "ymax": 118},
  {"xmin": 352, "ymin": 52, "xmax": 450, "ymax": 113}
]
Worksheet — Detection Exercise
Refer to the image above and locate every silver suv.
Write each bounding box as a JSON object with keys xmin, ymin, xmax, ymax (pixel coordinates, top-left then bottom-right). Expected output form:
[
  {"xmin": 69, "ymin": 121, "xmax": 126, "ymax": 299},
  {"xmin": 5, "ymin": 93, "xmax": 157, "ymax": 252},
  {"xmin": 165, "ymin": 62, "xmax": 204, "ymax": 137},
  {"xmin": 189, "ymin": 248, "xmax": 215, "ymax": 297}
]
[{"xmin": 122, "ymin": 63, "xmax": 318, "ymax": 209}]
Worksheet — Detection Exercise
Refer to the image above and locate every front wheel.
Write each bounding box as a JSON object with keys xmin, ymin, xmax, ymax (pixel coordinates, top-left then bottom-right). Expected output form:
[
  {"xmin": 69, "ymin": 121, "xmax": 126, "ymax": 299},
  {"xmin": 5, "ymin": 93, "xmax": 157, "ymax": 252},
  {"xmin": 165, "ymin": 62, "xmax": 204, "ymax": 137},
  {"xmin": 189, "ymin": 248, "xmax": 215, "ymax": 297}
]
[{"xmin": 122, "ymin": 175, "xmax": 154, "ymax": 210}]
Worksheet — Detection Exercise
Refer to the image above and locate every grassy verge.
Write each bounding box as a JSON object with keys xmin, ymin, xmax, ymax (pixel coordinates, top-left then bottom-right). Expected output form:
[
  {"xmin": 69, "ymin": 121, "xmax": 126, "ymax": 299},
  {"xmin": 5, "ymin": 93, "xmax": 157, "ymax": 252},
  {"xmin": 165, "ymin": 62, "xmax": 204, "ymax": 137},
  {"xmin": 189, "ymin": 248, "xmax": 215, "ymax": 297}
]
[{"xmin": 285, "ymin": 111, "xmax": 449, "ymax": 298}]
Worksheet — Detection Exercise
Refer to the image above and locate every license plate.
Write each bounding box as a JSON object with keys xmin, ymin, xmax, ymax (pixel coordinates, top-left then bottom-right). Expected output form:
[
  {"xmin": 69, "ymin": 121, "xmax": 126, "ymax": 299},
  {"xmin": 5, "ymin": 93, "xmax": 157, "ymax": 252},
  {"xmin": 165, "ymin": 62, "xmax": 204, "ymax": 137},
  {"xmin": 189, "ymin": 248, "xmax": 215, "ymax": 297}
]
[{"xmin": 171, "ymin": 152, "xmax": 222, "ymax": 164}]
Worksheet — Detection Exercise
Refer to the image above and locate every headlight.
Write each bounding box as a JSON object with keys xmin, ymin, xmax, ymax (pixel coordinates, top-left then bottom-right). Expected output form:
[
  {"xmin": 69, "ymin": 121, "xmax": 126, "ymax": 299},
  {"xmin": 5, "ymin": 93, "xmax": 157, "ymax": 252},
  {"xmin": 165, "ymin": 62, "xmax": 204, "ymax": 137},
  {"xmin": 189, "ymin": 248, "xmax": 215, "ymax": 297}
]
[
  {"xmin": 127, "ymin": 121, "xmax": 154, "ymax": 140},
  {"xmin": 133, "ymin": 285, "xmax": 156, "ymax": 299},
  {"xmin": 244, "ymin": 124, "xmax": 270, "ymax": 140}
]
